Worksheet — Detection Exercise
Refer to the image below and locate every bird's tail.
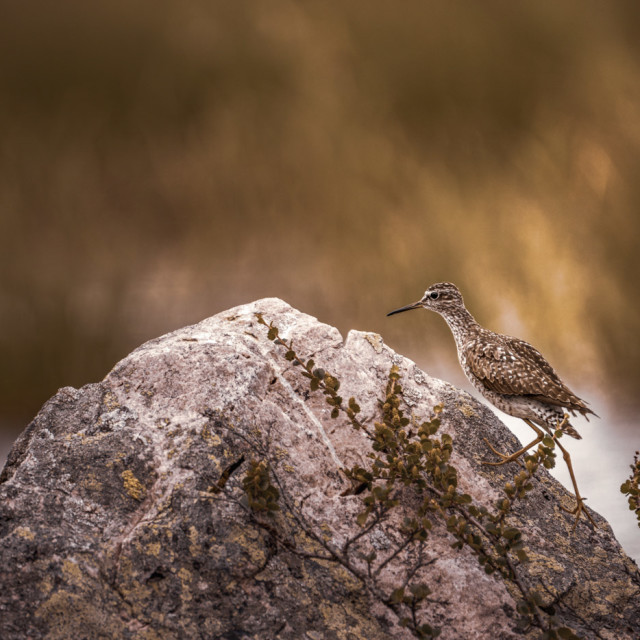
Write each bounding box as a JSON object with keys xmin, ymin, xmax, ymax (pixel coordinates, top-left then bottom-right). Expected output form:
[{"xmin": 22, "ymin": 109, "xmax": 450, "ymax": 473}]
[{"xmin": 559, "ymin": 416, "xmax": 582, "ymax": 440}]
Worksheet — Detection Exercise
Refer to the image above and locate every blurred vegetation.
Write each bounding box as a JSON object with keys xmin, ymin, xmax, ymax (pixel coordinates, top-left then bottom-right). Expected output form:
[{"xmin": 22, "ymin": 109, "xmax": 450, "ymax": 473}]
[
  {"xmin": 621, "ymin": 451, "xmax": 640, "ymax": 527},
  {"xmin": 1, "ymin": 1, "xmax": 639, "ymax": 433}
]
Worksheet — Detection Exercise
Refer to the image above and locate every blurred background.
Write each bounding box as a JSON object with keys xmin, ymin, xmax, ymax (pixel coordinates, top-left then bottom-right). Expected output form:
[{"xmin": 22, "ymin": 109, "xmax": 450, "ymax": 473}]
[{"xmin": 0, "ymin": 1, "xmax": 638, "ymax": 557}]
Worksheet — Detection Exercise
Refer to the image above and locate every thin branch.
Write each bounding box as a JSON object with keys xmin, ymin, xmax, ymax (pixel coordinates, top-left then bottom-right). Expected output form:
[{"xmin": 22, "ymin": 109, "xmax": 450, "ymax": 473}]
[{"xmin": 374, "ymin": 534, "xmax": 418, "ymax": 577}]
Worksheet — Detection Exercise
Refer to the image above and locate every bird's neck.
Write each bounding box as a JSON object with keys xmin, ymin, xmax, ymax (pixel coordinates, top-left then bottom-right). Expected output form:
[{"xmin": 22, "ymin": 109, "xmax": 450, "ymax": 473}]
[{"xmin": 439, "ymin": 306, "xmax": 480, "ymax": 347}]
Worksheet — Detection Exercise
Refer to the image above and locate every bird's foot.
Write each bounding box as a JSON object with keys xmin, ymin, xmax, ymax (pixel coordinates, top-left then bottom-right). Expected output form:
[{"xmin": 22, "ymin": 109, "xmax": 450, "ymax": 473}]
[
  {"xmin": 481, "ymin": 439, "xmax": 525, "ymax": 467},
  {"xmin": 561, "ymin": 495, "xmax": 597, "ymax": 532}
]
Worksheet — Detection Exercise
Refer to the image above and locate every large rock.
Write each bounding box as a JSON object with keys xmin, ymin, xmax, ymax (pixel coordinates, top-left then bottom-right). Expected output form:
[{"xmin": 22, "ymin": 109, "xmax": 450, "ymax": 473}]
[{"xmin": 0, "ymin": 298, "xmax": 638, "ymax": 639}]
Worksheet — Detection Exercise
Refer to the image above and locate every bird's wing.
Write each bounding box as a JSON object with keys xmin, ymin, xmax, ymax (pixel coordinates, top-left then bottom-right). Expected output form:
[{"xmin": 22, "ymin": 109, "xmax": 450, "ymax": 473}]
[{"xmin": 465, "ymin": 333, "xmax": 582, "ymax": 408}]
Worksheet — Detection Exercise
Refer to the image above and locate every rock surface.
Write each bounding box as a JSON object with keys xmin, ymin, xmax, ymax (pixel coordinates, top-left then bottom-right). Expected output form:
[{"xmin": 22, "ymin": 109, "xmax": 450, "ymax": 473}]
[{"xmin": 0, "ymin": 298, "xmax": 638, "ymax": 639}]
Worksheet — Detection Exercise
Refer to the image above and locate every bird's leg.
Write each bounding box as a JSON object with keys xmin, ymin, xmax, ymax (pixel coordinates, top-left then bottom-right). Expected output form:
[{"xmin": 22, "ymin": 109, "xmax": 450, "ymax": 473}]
[
  {"xmin": 483, "ymin": 415, "xmax": 595, "ymax": 530},
  {"xmin": 482, "ymin": 419, "xmax": 545, "ymax": 467},
  {"xmin": 552, "ymin": 434, "xmax": 597, "ymax": 531}
]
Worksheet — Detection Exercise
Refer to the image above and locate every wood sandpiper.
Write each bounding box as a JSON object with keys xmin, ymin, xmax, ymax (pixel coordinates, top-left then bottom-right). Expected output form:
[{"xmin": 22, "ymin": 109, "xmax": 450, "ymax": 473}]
[{"xmin": 388, "ymin": 282, "xmax": 597, "ymax": 529}]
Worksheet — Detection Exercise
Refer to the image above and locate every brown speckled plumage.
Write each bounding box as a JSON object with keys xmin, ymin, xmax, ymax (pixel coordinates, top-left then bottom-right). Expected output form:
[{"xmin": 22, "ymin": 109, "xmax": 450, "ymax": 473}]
[{"xmin": 387, "ymin": 282, "xmax": 596, "ymax": 438}]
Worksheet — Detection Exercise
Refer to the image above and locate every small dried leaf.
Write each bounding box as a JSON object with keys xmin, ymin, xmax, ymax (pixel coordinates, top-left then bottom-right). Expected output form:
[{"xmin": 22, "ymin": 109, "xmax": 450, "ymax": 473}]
[{"xmin": 390, "ymin": 587, "xmax": 405, "ymax": 604}]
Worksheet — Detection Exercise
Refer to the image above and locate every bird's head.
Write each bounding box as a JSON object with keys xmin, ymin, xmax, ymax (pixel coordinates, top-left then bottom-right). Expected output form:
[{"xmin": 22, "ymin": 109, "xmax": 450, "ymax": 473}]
[{"xmin": 387, "ymin": 282, "xmax": 465, "ymax": 317}]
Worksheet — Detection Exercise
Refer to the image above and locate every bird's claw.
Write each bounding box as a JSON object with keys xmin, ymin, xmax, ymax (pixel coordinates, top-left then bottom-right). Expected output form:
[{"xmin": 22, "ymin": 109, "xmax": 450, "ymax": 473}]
[
  {"xmin": 561, "ymin": 495, "xmax": 597, "ymax": 532},
  {"xmin": 482, "ymin": 438, "xmax": 525, "ymax": 467},
  {"xmin": 481, "ymin": 438, "xmax": 524, "ymax": 467}
]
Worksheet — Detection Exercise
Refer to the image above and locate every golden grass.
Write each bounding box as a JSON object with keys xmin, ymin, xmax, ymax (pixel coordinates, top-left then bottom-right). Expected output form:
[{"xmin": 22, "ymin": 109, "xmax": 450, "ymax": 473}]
[{"xmin": 0, "ymin": 1, "xmax": 638, "ymax": 422}]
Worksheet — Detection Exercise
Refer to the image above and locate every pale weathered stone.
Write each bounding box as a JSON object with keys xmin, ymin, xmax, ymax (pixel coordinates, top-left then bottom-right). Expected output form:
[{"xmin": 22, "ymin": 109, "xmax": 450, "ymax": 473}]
[{"xmin": 0, "ymin": 298, "xmax": 638, "ymax": 639}]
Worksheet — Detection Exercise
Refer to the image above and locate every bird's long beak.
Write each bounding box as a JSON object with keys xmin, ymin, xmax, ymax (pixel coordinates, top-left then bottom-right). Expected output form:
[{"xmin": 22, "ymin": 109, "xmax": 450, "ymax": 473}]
[{"xmin": 387, "ymin": 300, "xmax": 423, "ymax": 317}]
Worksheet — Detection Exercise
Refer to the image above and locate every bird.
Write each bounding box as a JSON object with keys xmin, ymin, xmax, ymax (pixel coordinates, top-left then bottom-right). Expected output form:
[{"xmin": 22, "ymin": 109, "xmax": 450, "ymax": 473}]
[{"xmin": 387, "ymin": 281, "xmax": 597, "ymax": 529}]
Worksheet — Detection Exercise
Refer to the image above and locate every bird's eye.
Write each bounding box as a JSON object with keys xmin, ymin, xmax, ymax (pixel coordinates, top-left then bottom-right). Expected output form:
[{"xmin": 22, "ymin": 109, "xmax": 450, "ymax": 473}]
[{"xmin": 429, "ymin": 292, "xmax": 439, "ymax": 300}]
